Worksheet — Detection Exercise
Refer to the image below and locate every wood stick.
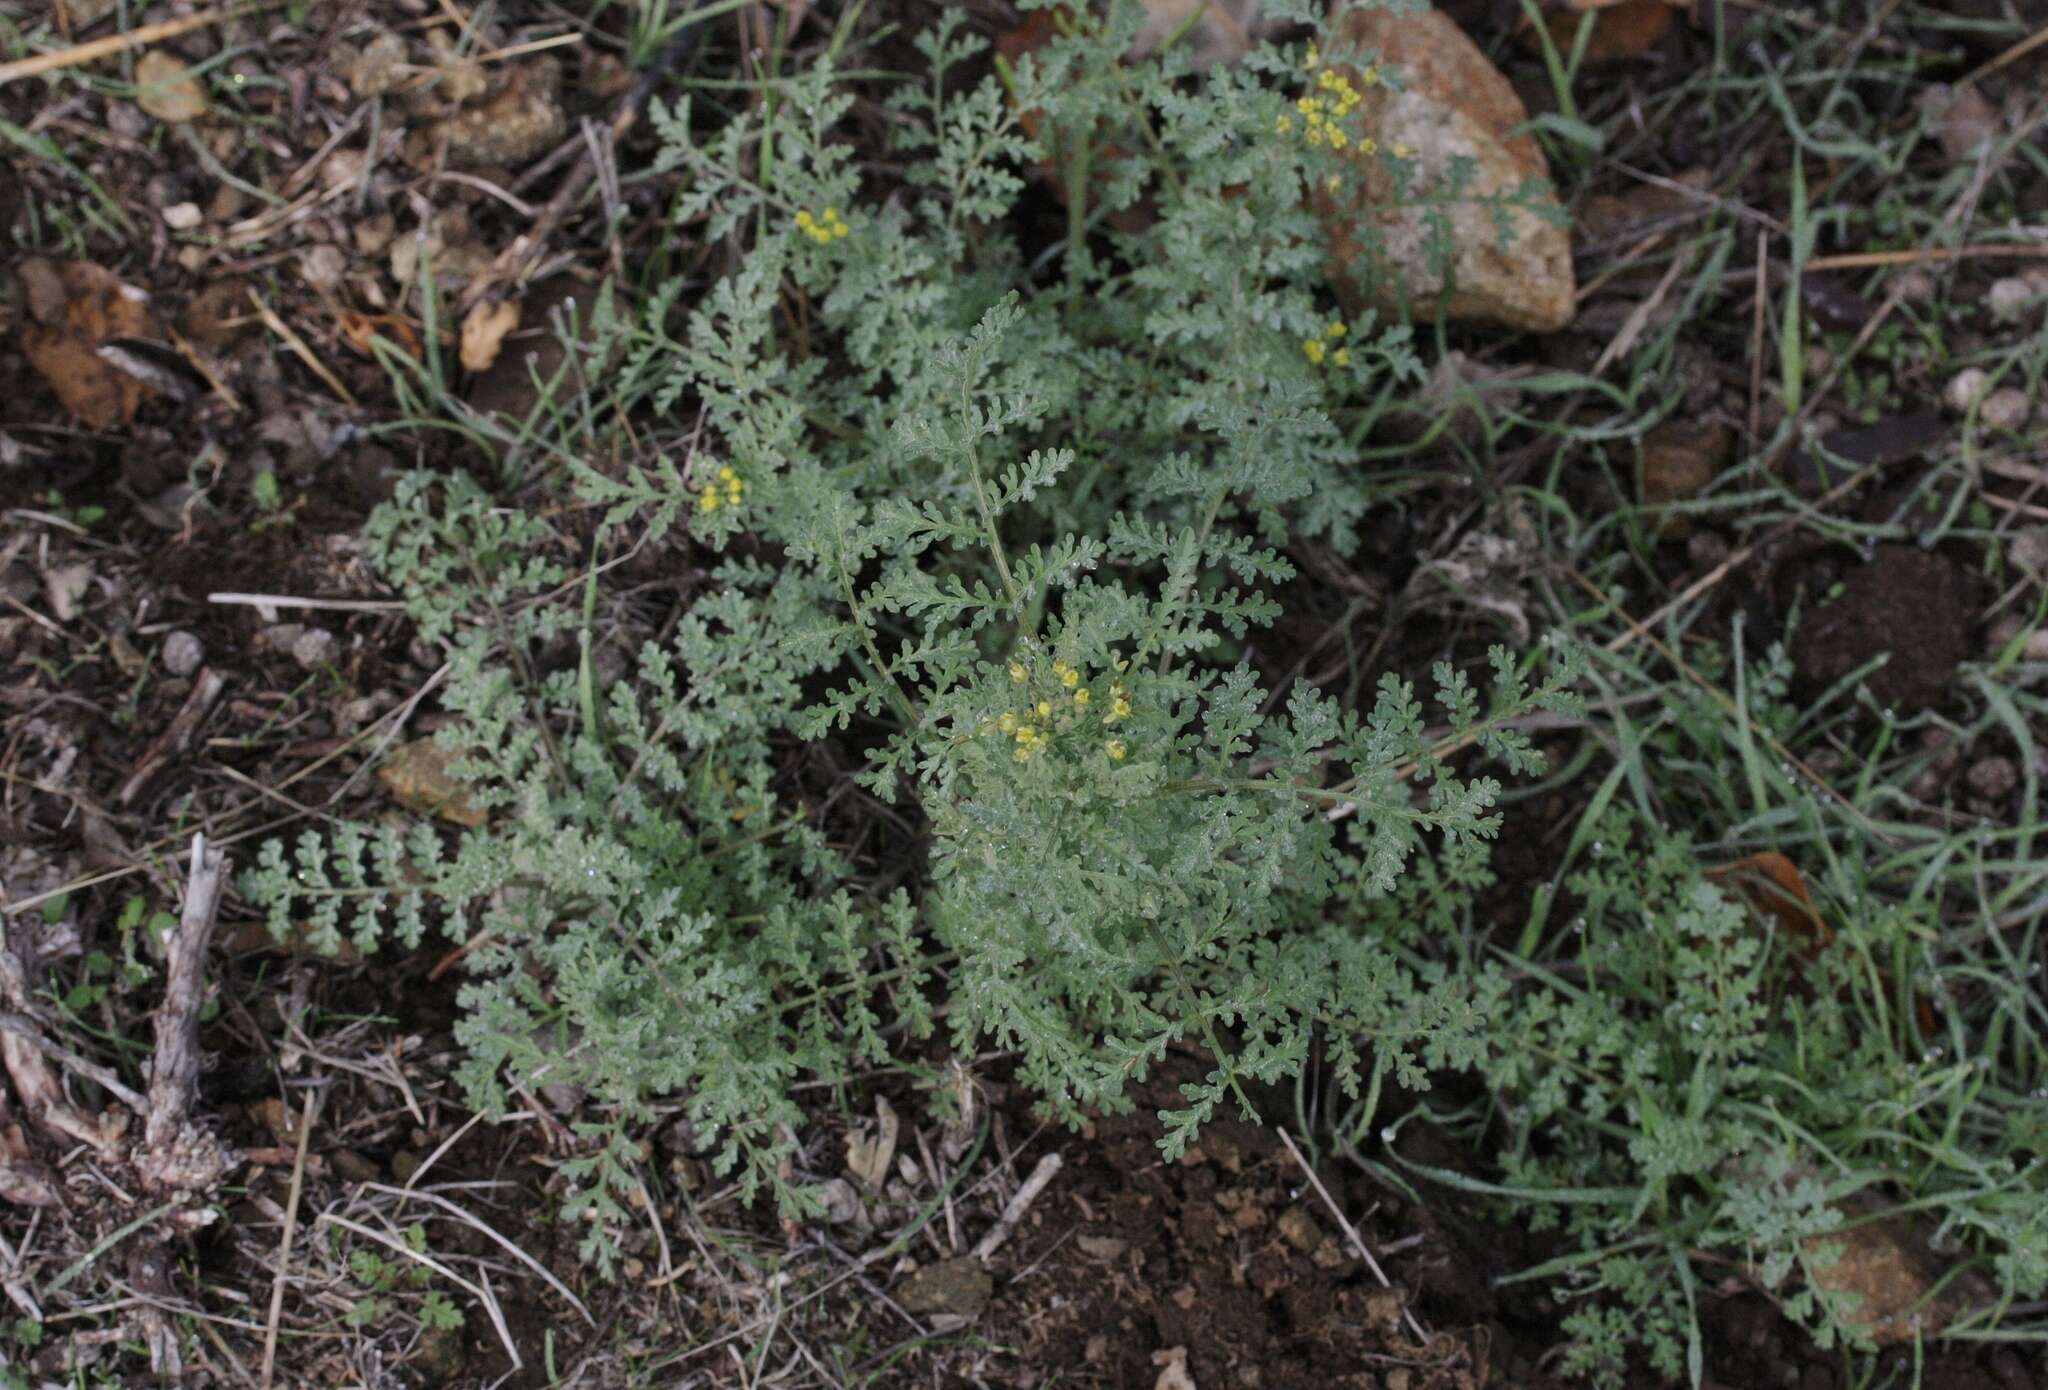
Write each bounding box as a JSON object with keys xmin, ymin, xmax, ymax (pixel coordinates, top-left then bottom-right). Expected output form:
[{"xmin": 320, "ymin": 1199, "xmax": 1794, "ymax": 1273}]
[
  {"xmin": 0, "ymin": 5, "xmax": 264, "ymax": 86},
  {"xmin": 136, "ymin": 833, "xmax": 237, "ymax": 1195},
  {"xmin": 973, "ymin": 1151, "xmax": 1061, "ymax": 1262},
  {"xmin": 117, "ymin": 667, "xmax": 224, "ymax": 807}
]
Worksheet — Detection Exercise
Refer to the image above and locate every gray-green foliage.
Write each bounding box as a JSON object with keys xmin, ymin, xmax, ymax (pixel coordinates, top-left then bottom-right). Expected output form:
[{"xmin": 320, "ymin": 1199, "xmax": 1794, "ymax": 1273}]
[{"xmin": 243, "ymin": 2, "xmax": 1578, "ymax": 1263}]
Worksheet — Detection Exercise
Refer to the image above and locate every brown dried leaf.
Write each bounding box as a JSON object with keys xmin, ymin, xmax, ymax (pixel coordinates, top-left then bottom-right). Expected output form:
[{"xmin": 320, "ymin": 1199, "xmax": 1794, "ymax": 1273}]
[
  {"xmin": 844, "ymin": 1095, "xmax": 899, "ymax": 1193},
  {"xmin": 338, "ymin": 310, "xmax": 421, "ymax": 358},
  {"xmin": 1521, "ymin": 0, "xmax": 1677, "ymax": 62},
  {"xmin": 20, "ymin": 260, "xmax": 161, "ymax": 427},
  {"xmin": 135, "ymin": 50, "xmax": 207, "ymax": 123},
  {"xmin": 378, "ymin": 738, "xmax": 486, "ymax": 827},
  {"xmin": 459, "ymin": 297, "xmax": 521, "ymax": 373}
]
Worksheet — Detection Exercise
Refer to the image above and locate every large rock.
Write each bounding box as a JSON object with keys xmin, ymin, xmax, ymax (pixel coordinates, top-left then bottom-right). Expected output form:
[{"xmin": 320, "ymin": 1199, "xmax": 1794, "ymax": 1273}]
[{"xmin": 1319, "ymin": 4, "xmax": 1576, "ymax": 332}]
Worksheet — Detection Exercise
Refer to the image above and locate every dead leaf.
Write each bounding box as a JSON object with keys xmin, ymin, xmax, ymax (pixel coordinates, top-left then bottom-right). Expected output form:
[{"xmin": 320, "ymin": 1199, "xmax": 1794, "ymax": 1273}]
[
  {"xmin": 460, "ymin": 298, "xmax": 521, "ymax": 373},
  {"xmin": 1151, "ymin": 1346, "xmax": 1198, "ymax": 1390},
  {"xmin": 1520, "ymin": 0, "xmax": 1678, "ymax": 63},
  {"xmin": 844, "ymin": 1095, "xmax": 899, "ymax": 1193},
  {"xmin": 1639, "ymin": 419, "xmax": 1733, "ymax": 537},
  {"xmin": 18, "ymin": 258, "xmax": 66, "ymax": 322},
  {"xmin": 135, "ymin": 50, "xmax": 207, "ymax": 123},
  {"xmin": 20, "ymin": 259, "xmax": 162, "ymax": 427},
  {"xmin": 377, "ymin": 738, "xmax": 486, "ymax": 827},
  {"xmin": 181, "ymin": 279, "xmax": 253, "ymax": 351},
  {"xmin": 338, "ymin": 310, "xmax": 421, "ymax": 359},
  {"xmin": 248, "ymin": 1097, "xmax": 302, "ymax": 1147},
  {"xmin": 1705, "ymin": 851, "xmax": 1831, "ymax": 955},
  {"xmin": 42, "ymin": 563, "xmax": 95, "ymax": 622}
]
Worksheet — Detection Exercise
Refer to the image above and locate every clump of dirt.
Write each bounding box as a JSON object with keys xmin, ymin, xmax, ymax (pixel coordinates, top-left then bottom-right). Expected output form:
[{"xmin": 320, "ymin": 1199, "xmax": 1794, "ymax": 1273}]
[
  {"xmin": 1793, "ymin": 543, "xmax": 1978, "ymax": 713},
  {"xmin": 978, "ymin": 1066, "xmax": 1519, "ymax": 1390}
]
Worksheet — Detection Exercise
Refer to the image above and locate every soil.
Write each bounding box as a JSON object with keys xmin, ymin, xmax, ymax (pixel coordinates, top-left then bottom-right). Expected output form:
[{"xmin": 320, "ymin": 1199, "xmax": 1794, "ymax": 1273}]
[
  {"xmin": 1790, "ymin": 544, "xmax": 1982, "ymax": 715},
  {"xmin": 4, "ymin": 1, "xmax": 2047, "ymax": 1387}
]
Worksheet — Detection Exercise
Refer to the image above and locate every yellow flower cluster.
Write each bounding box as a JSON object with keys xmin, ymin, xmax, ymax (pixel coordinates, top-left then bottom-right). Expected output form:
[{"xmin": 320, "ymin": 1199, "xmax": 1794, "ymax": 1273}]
[
  {"xmin": 794, "ymin": 206, "xmax": 850, "ymax": 244},
  {"xmin": 984, "ymin": 656, "xmax": 1135, "ymax": 763},
  {"xmin": 1280, "ymin": 59, "xmax": 1377, "ymax": 149},
  {"xmin": 1302, "ymin": 320, "xmax": 1350, "ymax": 369},
  {"xmin": 698, "ymin": 465, "xmax": 745, "ymax": 513}
]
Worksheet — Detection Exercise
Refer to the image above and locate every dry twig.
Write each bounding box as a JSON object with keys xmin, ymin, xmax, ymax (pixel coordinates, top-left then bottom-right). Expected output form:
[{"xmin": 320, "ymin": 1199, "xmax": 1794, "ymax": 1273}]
[
  {"xmin": 1279, "ymin": 1129, "xmax": 1430, "ymax": 1345},
  {"xmin": 972, "ymin": 1151, "xmax": 1062, "ymax": 1262},
  {"xmin": 0, "ymin": 4, "xmax": 270, "ymax": 85},
  {"xmin": 135, "ymin": 832, "xmax": 238, "ymax": 1198}
]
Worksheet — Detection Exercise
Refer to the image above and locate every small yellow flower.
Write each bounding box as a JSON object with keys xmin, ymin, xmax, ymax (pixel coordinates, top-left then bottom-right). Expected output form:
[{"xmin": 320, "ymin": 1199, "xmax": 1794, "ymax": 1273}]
[
  {"xmin": 1008, "ymin": 660, "xmax": 1027, "ymax": 684},
  {"xmin": 795, "ymin": 206, "xmax": 850, "ymax": 245},
  {"xmin": 1327, "ymin": 128, "xmax": 1349, "ymax": 150},
  {"xmin": 1326, "ymin": 320, "xmax": 1347, "ymax": 339},
  {"xmin": 1305, "ymin": 124, "xmax": 1327, "ymax": 147},
  {"xmin": 1014, "ymin": 746, "xmax": 1031, "ymax": 763},
  {"xmin": 1332, "ymin": 348, "xmax": 1350, "ymax": 368},
  {"xmin": 1061, "ymin": 668, "xmax": 1080, "ymax": 689},
  {"xmin": 699, "ymin": 489, "xmax": 721, "ymax": 514},
  {"xmin": 1035, "ymin": 701, "xmax": 1052, "ymax": 721},
  {"xmin": 1392, "ymin": 142, "xmax": 1415, "ymax": 160},
  {"xmin": 1326, "ymin": 173, "xmax": 1343, "ymax": 193},
  {"xmin": 1014, "ymin": 725, "xmax": 1036, "ymax": 745},
  {"xmin": 998, "ymin": 711, "xmax": 1018, "ymax": 734},
  {"xmin": 1073, "ymin": 688, "xmax": 1090, "ymax": 707},
  {"xmin": 1276, "ymin": 114, "xmax": 1294, "ymax": 135},
  {"xmin": 1358, "ymin": 137, "xmax": 1378, "ymax": 157},
  {"xmin": 1303, "ymin": 41, "xmax": 1320, "ymax": 71},
  {"xmin": 1105, "ymin": 739, "xmax": 1127, "ymax": 761},
  {"xmin": 1302, "ymin": 338, "xmax": 1327, "ymax": 365},
  {"xmin": 1360, "ymin": 65, "xmax": 1381, "ymax": 86}
]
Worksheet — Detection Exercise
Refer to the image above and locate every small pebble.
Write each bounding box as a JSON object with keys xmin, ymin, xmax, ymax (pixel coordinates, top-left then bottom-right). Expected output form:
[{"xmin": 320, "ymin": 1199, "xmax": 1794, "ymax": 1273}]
[
  {"xmin": 298, "ymin": 244, "xmax": 347, "ymax": 293},
  {"xmin": 160, "ymin": 630, "xmax": 204, "ymax": 676},
  {"xmin": 1894, "ymin": 269, "xmax": 1936, "ymax": 306},
  {"xmin": 1966, "ymin": 756, "xmax": 2018, "ymax": 801},
  {"xmin": 291, "ymin": 627, "xmax": 339, "ymax": 670},
  {"xmin": 1986, "ymin": 276, "xmax": 2041, "ymax": 323},
  {"xmin": 161, "ymin": 202, "xmax": 203, "ymax": 231},
  {"xmin": 1687, "ymin": 530, "xmax": 1731, "ymax": 571},
  {"xmin": 1943, "ymin": 367, "xmax": 1989, "ymax": 414},
  {"xmin": 1981, "ymin": 388, "xmax": 2031, "ymax": 432}
]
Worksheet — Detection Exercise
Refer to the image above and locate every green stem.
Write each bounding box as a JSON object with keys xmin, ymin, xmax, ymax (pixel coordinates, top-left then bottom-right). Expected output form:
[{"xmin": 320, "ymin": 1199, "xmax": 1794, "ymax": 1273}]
[{"xmin": 839, "ymin": 563, "xmax": 920, "ymax": 726}]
